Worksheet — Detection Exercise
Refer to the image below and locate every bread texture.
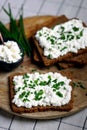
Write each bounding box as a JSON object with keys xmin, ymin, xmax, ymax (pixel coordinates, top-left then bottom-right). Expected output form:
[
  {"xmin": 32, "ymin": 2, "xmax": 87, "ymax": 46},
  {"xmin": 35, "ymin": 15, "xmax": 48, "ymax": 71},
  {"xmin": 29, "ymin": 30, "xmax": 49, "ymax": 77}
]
[
  {"xmin": 64, "ymin": 53, "xmax": 87, "ymax": 65},
  {"xmin": 32, "ymin": 44, "xmax": 87, "ymax": 69},
  {"xmin": 9, "ymin": 73, "xmax": 73, "ymax": 113},
  {"xmin": 30, "ymin": 16, "xmax": 87, "ymax": 66}
]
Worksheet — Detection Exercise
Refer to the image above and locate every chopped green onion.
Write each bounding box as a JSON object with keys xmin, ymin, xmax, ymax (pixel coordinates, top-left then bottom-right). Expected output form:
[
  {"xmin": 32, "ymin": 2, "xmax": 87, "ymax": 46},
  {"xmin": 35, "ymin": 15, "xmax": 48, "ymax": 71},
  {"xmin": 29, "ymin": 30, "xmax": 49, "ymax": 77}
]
[
  {"xmin": 52, "ymin": 81, "xmax": 65, "ymax": 90},
  {"xmin": 34, "ymin": 90, "xmax": 43, "ymax": 101},
  {"xmin": 56, "ymin": 91, "xmax": 63, "ymax": 97},
  {"xmin": 61, "ymin": 26, "xmax": 65, "ymax": 32},
  {"xmin": 60, "ymin": 34, "xmax": 65, "ymax": 40},
  {"xmin": 47, "ymin": 54, "xmax": 51, "ymax": 59},
  {"xmin": 19, "ymin": 91, "xmax": 26, "ymax": 98},
  {"xmin": 60, "ymin": 46, "xmax": 67, "ymax": 51},
  {"xmin": 23, "ymin": 98, "xmax": 29, "ymax": 102},
  {"xmin": 73, "ymin": 27, "xmax": 79, "ymax": 31},
  {"xmin": 72, "ymin": 82, "xmax": 85, "ymax": 89},
  {"xmin": 78, "ymin": 82, "xmax": 85, "ymax": 89},
  {"xmin": 67, "ymin": 34, "xmax": 74, "ymax": 41},
  {"xmin": 23, "ymin": 74, "xmax": 29, "ymax": 79},
  {"xmin": 0, "ymin": 4, "xmax": 31, "ymax": 56}
]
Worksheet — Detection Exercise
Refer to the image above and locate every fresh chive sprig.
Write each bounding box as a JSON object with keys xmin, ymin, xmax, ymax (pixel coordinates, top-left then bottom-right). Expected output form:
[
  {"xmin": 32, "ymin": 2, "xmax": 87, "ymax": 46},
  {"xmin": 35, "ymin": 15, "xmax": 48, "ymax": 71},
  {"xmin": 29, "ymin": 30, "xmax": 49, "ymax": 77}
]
[{"xmin": 0, "ymin": 4, "xmax": 31, "ymax": 56}]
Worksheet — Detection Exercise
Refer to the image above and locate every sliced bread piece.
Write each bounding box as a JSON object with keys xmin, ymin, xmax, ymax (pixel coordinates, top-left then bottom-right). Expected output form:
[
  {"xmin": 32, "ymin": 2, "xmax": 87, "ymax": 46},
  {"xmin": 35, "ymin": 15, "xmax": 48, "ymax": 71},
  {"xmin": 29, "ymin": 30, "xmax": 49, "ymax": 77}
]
[
  {"xmin": 31, "ymin": 17, "xmax": 87, "ymax": 66},
  {"xmin": 9, "ymin": 72, "xmax": 73, "ymax": 113}
]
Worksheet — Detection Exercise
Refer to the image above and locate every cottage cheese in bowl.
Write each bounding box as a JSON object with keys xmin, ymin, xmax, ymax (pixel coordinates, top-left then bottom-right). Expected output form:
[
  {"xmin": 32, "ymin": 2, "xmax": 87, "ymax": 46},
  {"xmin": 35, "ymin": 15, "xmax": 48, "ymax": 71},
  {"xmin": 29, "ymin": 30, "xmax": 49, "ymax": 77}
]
[
  {"xmin": 0, "ymin": 40, "xmax": 24, "ymax": 71},
  {"xmin": 0, "ymin": 40, "xmax": 22, "ymax": 63}
]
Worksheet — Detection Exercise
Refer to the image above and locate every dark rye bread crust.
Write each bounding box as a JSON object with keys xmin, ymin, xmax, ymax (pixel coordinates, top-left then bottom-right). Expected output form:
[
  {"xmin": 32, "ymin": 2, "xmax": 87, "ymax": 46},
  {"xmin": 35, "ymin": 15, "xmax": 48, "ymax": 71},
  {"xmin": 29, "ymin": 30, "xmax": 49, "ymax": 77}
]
[
  {"xmin": 31, "ymin": 16, "xmax": 87, "ymax": 66},
  {"xmin": 63, "ymin": 53, "xmax": 87, "ymax": 65},
  {"xmin": 31, "ymin": 40, "xmax": 75, "ymax": 68},
  {"xmin": 32, "ymin": 45, "xmax": 87, "ymax": 69},
  {"xmin": 9, "ymin": 73, "xmax": 73, "ymax": 113},
  {"xmin": 32, "ymin": 37, "xmax": 87, "ymax": 66},
  {"xmin": 32, "ymin": 45, "xmax": 78, "ymax": 69}
]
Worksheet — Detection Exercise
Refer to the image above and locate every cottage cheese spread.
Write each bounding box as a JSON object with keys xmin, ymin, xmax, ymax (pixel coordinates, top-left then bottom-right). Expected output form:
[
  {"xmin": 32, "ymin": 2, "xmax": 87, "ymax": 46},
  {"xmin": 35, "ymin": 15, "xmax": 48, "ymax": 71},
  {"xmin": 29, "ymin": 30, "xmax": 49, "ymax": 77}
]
[
  {"xmin": 0, "ymin": 40, "xmax": 22, "ymax": 63},
  {"xmin": 35, "ymin": 19, "xmax": 87, "ymax": 59},
  {"xmin": 12, "ymin": 72, "xmax": 72, "ymax": 108}
]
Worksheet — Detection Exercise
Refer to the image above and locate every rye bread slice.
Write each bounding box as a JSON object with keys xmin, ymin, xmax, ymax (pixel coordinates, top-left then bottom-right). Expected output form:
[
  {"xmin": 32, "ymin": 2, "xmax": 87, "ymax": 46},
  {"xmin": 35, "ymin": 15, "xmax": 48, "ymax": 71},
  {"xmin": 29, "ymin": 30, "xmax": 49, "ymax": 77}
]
[
  {"xmin": 9, "ymin": 73, "xmax": 73, "ymax": 113},
  {"xmin": 33, "ymin": 46, "xmax": 75, "ymax": 69},
  {"xmin": 32, "ymin": 45, "xmax": 87, "ymax": 69},
  {"xmin": 31, "ymin": 17, "xmax": 87, "ymax": 66},
  {"xmin": 30, "ymin": 15, "xmax": 69, "ymax": 62},
  {"xmin": 64, "ymin": 53, "xmax": 87, "ymax": 65}
]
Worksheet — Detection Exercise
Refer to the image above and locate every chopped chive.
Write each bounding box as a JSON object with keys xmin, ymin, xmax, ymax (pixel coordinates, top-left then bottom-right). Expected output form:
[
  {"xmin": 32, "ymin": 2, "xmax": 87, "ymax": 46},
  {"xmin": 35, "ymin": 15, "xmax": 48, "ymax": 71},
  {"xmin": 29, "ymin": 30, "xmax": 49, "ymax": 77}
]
[
  {"xmin": 60, "ymin": 34, "xmax": 65, "ymax": 40},
  {"xmin": 72, "ymin": 82, "xmax": 79, "ymax": 88},
  {"xmin": 47, "ymin": 54, "xmax": 51, "ymax": 59},
  {"xmin": 24, "ymin": 80, "xmax": 27, "ymax": 85},
  {"xmin": 47, "ymin": 75, "xmax": 51, "ymax": 84},
  {"xmin": 76, "ymin": 30, "xmax": 83, "ymax": 39},
  {"xmin": 53, "ymin": 89, "xmax": 56, "ymax": 91},
  {"xmin": 39, "ymin": 81, "xmax": 47, "ymax": 86},
  {"xmin": 39, "ymin": 32, "xmax": 42, "ymax": 36},
  {"xmin": 52, "ymin": 79, "xmax": 57, "ymax": 83},
  {"xmin": 50, "ymin": 38, "xmax": 55, "ymax": 44},
  {"xmin": 60, "ymin": 46, "xmax": 67, "ymax": 51},
  {"xmin": 13, "ymin": 81, "xmax": 16, "ymax": 85},
  {"xmin": 47, "ymin": 37, "xmax": 50, "ymax": 40},
  {"xmin": 67, "ymin": 34, "xmax": 74, "ymax": 41},
  {"xmin": 52, "ymin": 81, "xmax": 65, "ymax": 89},
  {"xmin": 34, "ymin": 90, "xmax": 43, "ymax": 101},
  {"xmin": 31, "ymin": 69, "xmax": 37, "ymax": 72},
  {"xmin": 78, "ymin": 82, "xmax": 85, "ymax": 89},
  {"xmin": 56, "ymin": 91, "xmax": 63, "ymax": 97},
  {"xmin": 28, "ymin": 83, "xmax": 35, "ymax": 89},
  {"xmin": 61, "ymin": 26, "xmax": 65, "ymax": 32},
  {"xmin": 30, "ymin": 80, "xmax": 33, "ymax": 83},
  {"xmin": 23, "ymin": 98, "xmax": 29, "ymax": 102},
  {"xmin": 72, "ymin": 27, "xmax": 79, "ymax": 31},
  {"xmin": 80, "ymin": 30, "xmax": 83, "ymax": 36},
  {"xmin": 19, "ymin": 91, "xmax": 26, "ymax": 98},
  {"xmin": 17, "ymin": 87, "xmax": 21, "ymax": 91},
  {"xmin": 34, "ymin": 78, "xmax": 39, "ymax": 85},
  {"xmin": 76, "ymin": 35, "xmax": 80, "ymax": 39},
  {"xmin": 23, "ymin": 74, "xmax": 29, "ymax": 79},
  {"xmin": 72, "ymin": 82, "xmax": 85, "ymax": 89},
  {"xmin": 63, "ymin": 87, "xmax": 66, "ymax": 90},
  {"xmin": 58, "ymin": 43, "xmax": 61, "ymax": 45},
  {"xmin": 25, "ymin": 91, "xmax": 30, "ymax": 97}
]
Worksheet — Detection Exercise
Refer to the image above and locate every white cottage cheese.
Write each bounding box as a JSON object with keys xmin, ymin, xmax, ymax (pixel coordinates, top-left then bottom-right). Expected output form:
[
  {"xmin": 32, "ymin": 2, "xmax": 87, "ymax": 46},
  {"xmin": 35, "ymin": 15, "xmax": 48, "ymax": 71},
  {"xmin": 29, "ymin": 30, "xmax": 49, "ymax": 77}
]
[
  {"xmin": 0, "ymin": 40, "xmax": 22, "ymax": 63},
  {"xmin": 35, "ymin": 19, "xmax": 87, "ymax": 59},
  {"xmin": 12, "ymin": 72, "xmax": 72, "ymax": 108}
]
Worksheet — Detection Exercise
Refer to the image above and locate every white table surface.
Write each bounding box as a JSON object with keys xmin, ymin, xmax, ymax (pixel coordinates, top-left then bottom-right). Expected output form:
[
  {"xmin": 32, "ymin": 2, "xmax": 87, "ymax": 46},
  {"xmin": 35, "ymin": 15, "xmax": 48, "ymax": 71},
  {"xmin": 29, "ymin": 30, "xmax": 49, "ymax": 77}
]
[{"xmin": 0, "ymin": 0, "xmax": 87, "ymax": 130}]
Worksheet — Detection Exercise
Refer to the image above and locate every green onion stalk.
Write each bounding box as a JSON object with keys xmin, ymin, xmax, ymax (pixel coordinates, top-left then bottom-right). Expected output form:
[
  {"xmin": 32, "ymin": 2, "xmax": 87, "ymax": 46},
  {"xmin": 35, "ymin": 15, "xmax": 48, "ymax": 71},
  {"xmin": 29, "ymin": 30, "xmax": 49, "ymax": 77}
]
[{"xmin": 0, "ymin": 4, "xmax": 31, "ymax": 56}]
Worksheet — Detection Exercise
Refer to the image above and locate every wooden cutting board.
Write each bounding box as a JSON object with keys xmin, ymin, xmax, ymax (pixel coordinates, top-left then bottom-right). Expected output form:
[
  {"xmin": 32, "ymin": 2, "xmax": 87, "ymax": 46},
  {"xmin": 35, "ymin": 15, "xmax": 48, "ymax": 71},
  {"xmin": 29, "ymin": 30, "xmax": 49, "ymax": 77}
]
[{"xmin": 0, "ymin": 15, "xmax": 87, "ymax": 119}]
